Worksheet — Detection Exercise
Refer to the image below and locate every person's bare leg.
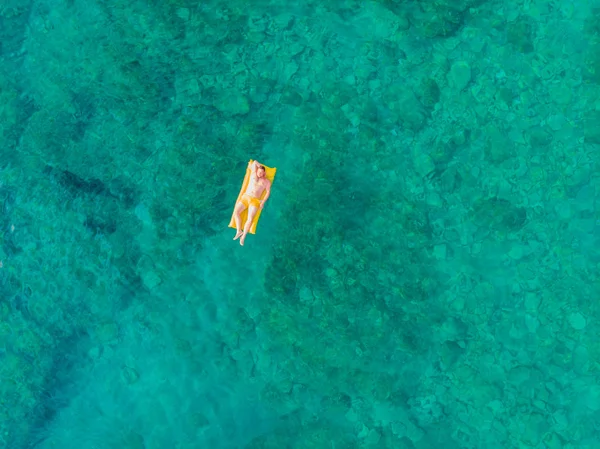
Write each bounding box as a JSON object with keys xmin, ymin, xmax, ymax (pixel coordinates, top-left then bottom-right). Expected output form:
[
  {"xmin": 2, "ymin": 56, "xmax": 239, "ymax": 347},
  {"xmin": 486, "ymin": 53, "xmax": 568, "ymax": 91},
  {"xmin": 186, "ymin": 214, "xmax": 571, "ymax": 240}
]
[
  {"xmin": 240, "ymin": 206, "xmax": 258, "ymax": 246},
  {"xmin": 233, "ymin": 202, "xmax": 246, "ymax": 240}
]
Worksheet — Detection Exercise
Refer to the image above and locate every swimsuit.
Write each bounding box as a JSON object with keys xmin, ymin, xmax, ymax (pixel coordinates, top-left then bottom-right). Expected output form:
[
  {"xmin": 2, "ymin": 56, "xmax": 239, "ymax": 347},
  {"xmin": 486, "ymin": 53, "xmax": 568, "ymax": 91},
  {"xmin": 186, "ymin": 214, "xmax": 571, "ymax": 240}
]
[{"xmin": 241, "ymin": 193, "xmax": 261, "ymax": 208}]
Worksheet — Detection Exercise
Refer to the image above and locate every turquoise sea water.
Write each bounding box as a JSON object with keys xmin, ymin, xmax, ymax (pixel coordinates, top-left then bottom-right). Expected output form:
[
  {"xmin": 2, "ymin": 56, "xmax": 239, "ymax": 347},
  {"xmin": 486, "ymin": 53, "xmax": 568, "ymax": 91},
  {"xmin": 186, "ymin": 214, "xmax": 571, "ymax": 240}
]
[{"xmin": 1, "ymin": 0, "xmax": 599, "ymax": 447}]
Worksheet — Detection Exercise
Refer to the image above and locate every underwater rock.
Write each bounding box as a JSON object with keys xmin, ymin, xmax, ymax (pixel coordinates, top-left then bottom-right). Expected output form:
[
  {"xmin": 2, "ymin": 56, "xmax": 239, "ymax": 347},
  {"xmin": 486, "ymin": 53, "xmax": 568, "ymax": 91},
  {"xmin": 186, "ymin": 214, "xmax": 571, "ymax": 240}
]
[
  {"xmin": 213, "ymin": 92, "xmax": 250, "ymax": 116},
  {"xmin": 279, "ymin": 88, "xmax": 304, "ymax": 107},
  {"xmin": 568, "ymin": 312, "xmax": 586, "ymax": 330},
  {"xmin": 448, "ymin": 61, "xmax": 471, "ymax": 91},
  {"xmin": 417, "ymin": 3, "xmax": 466, "ymax": 38},
  {"xmin": 507, "ymin": 16, "xmax": 536, "ymax": 53},
  {"xmin": 470, "ymin": 197, "xmax": 527, "ymax": 233},
  {"xmin": 419, "ymin": 78, "xmax": 441, "ymax": 110},
  {"xmin": 583, "ymin": 111, "xmax": 600, "ymax": 144},
  {"xmin": 391, "ymin": 88, "xmax": 427, "ymax": 131}
]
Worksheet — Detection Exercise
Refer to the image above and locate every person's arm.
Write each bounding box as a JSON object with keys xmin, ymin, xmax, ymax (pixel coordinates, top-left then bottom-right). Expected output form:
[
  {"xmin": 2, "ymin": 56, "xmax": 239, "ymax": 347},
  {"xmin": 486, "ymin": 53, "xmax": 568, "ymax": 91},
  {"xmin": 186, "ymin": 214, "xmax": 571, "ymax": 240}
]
[
  {"xmin": 249, "ymin": 160, "xmax": 260, "ymax": 177},
  {"xmin": 260, "ymin": 181, "xmax": 271, "ymax": 208}
]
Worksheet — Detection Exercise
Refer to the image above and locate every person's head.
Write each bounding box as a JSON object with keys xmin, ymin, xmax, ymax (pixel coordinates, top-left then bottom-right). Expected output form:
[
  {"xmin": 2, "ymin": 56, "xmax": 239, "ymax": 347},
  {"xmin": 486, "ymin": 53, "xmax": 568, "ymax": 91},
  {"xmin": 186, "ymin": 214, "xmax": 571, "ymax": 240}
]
[{"xmin": 257, "ymin": 165, "xmax": 266, "ymax": 178}]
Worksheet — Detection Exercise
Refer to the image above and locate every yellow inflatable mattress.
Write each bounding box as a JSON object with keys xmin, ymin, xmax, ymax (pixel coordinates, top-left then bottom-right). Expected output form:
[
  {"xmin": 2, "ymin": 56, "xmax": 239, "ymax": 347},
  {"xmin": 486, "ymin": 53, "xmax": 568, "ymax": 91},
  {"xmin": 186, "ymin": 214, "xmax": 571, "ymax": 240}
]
[{"xmin": 229, "ymin": 160, "xmax": 277, "ymax": 235}]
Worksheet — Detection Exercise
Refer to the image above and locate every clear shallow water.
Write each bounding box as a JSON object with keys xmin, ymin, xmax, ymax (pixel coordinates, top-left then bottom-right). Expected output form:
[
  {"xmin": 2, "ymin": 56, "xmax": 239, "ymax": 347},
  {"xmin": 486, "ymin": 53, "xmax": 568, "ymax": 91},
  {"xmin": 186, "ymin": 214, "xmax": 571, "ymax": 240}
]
[{"xmin": 1, "ymin": 0, "xmax": 599, "ymax": 448}]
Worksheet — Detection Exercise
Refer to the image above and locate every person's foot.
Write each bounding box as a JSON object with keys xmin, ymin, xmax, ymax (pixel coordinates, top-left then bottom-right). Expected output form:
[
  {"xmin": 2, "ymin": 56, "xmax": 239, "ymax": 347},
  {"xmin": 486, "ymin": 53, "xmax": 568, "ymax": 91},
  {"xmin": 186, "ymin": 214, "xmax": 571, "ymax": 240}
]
[
  {"xmin": 233, "ymin": 230, "xmax": 243, "ymax": 240},
  {"xmin": 240, "ymin": 233, "xmax": 247, "ymax": 246}
]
